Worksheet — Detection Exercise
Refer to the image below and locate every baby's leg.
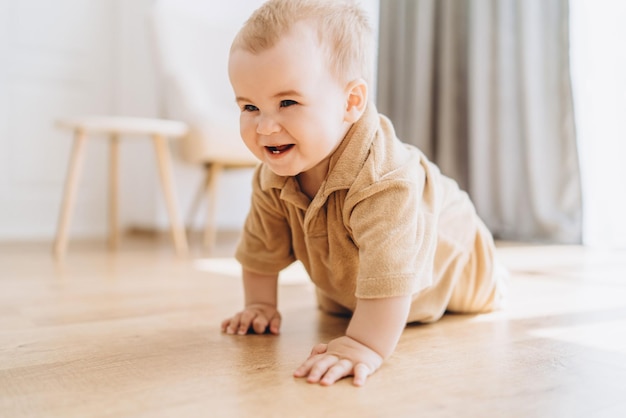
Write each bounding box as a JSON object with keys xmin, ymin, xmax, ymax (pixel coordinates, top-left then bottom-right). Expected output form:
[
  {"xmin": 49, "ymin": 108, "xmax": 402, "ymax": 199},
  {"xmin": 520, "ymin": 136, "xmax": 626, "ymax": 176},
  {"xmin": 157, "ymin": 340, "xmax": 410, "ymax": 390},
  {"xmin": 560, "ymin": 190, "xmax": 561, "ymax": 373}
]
[{"xmin": 447, "ymin": 223, "xmax": 508, "ymax": 313}]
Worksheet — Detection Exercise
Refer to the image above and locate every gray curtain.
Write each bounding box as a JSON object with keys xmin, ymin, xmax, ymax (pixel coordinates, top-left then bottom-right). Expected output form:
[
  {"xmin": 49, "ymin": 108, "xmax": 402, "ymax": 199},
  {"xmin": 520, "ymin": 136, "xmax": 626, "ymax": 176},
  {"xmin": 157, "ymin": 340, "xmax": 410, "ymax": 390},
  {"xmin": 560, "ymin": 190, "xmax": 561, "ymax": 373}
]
[{"xmin": 376, "ymin": 0, "xmax": 582, "ymax": 244}]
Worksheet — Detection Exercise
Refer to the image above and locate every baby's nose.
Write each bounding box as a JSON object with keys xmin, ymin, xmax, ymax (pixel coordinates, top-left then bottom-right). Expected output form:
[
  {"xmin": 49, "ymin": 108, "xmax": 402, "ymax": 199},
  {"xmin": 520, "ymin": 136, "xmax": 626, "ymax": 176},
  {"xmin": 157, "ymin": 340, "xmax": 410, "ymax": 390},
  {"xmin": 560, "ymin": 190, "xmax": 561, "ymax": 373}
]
[{"xmin": 256, "ymin": 114, "xmax": 281, "ymax": 135}]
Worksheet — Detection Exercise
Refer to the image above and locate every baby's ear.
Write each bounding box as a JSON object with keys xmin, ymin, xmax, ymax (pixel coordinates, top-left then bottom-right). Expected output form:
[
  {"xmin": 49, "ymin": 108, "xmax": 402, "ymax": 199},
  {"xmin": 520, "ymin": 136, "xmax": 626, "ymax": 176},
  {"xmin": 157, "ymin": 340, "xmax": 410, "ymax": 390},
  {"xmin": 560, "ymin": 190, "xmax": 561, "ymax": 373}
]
[{"xmin": 344, "ymin": 79, "xmax": 368, "ymax": 123}]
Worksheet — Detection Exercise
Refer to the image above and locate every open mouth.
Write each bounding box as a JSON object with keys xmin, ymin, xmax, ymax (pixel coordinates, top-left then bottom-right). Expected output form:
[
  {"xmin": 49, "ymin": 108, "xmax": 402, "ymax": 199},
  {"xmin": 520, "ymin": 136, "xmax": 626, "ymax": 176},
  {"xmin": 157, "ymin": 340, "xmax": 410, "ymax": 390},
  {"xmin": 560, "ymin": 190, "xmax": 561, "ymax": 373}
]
[{"xmin": 266, "ymin": 144, "xmax": 294, "ymax": 155}]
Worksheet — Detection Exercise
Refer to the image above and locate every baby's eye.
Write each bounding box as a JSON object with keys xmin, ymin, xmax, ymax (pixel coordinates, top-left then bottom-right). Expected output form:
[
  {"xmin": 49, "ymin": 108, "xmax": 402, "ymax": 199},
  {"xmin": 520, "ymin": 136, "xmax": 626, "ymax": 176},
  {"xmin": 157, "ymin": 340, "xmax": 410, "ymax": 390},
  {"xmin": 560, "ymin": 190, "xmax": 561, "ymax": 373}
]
[
  {"xmin": 243, "ymin": 104, "xmax": 258, "ymax": 112},
  {"xmin": 280, "ymin": 100, "xmax": 298, "ymax": 108}
]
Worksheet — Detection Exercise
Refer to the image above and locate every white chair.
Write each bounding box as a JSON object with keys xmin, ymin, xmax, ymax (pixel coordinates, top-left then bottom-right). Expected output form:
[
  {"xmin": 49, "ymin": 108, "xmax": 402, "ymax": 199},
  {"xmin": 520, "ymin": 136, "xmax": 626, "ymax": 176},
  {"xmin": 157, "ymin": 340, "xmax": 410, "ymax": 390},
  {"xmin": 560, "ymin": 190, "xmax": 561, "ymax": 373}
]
[{"xmin": 150, "ymin": 0, "xmax": 263, "ymax": 252}]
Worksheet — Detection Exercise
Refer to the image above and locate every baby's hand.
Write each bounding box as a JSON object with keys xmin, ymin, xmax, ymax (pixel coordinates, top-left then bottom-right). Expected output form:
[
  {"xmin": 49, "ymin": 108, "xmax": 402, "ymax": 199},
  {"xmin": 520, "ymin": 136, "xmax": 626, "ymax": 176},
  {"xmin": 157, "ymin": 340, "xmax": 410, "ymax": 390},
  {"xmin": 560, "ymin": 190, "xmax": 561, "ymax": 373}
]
[
  {"xmin": 221, "ymin": 303, "xmax": 281, "ymax": 335},
  {"xmin": 293, "ymin": 336, "xmax": 383, "ymax": 386}
]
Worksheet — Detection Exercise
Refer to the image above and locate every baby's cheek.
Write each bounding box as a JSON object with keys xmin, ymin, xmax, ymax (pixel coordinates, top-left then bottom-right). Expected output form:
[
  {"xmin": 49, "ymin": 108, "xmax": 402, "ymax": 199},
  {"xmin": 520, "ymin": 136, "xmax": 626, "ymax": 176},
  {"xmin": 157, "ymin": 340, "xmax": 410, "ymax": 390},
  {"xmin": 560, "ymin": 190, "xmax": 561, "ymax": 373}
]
[
  {"xmin": 239, "ymin": 124, "xmax": 258, "ymax": 147},
  {"xmin": 239, "ymin": 118, "xmax": 254, "ymax": 136}
]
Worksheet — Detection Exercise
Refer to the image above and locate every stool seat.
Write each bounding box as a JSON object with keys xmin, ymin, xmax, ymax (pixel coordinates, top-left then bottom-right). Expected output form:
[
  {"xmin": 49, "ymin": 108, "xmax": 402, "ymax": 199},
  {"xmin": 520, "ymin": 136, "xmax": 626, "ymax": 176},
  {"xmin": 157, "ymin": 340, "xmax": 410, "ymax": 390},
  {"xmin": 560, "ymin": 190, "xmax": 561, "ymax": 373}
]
[
  {"xmin": 56, "ymin": 116, "xmax": 189, "ymax": 138},
  {"xmin": 53, "ymin": 115, "xmax": 190, "ymax": 258}
]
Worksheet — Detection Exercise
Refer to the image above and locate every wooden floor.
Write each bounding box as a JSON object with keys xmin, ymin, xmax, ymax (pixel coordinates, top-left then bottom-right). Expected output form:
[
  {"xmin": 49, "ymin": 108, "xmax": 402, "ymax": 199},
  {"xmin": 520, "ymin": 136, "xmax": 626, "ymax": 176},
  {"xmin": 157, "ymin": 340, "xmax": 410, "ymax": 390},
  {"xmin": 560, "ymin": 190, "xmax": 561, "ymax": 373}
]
[{"xmin": 1, "ymin": 233, "xmax": 626, "ymax": 418}]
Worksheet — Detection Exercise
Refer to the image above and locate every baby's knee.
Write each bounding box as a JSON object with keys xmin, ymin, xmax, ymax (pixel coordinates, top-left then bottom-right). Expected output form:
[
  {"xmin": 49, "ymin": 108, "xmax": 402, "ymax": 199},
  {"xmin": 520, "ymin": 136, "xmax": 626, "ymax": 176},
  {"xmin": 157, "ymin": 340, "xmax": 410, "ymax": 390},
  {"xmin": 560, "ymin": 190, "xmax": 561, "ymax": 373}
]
[
  {"xmin": 315, "ymin": 289, "xmax": 353, "ymax": 317},
  {"xmin": 448, "ymin": 259, "xmax": 509, "ymax": 313}
]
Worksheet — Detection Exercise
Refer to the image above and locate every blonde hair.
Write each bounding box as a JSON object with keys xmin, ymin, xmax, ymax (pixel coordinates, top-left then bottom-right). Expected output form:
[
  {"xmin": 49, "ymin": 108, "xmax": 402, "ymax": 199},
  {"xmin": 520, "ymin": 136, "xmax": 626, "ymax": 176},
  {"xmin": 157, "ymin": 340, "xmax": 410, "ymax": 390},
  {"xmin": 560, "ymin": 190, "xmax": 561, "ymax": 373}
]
[{"xmin": 231, "ymin": 0, "xmax": 374, "ymax": 85}]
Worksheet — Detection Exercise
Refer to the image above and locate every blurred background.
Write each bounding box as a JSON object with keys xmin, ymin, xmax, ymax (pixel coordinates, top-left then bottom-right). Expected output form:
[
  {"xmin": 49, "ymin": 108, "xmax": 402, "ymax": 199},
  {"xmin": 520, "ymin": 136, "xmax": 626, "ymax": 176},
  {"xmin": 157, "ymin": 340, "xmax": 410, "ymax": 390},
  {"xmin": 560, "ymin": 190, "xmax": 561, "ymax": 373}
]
[{"xmin": 0, "ymin": 0, "xmax": 624, "ymax": 250}]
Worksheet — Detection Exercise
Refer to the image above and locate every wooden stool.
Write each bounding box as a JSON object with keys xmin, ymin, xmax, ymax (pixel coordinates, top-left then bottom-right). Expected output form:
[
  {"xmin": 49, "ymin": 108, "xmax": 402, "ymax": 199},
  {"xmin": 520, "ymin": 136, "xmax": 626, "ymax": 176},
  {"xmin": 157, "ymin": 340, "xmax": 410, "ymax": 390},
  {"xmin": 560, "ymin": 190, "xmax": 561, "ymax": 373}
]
[{"xmin": 53, "ymin": 116, "xmax": 190, "ymax": 258}]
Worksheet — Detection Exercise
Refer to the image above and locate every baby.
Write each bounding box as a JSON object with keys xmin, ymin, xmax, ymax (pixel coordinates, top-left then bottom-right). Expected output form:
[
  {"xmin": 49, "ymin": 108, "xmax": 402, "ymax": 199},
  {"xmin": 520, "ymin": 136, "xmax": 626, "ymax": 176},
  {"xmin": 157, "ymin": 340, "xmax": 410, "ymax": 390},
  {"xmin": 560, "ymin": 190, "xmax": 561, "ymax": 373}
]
[{"xmin": 221, "ymin": 0, "xmax": 506, "ymax": 386}]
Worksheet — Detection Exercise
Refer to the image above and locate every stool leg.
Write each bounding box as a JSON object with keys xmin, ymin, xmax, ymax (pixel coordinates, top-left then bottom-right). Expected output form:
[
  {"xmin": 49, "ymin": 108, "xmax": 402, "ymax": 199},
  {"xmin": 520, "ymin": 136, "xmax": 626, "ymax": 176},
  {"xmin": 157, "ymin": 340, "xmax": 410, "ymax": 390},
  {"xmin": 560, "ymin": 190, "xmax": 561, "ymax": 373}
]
[
  {"xmin": 108, "ymin": 134, "xmax": 120, "ymax": 249},
  {"xmin": 203, "ymin": 163, "xmax": 222, "ymax": 253},
  {"xmin": 152, "ymin": 134, "xmax": 188, "ymax": 256},
  {"xmin": 185, "ymin": 164, "xmax": 212, "ymax": 234},
  {"xmin": 53, "ymin": 129, "xmax": 87, "ymax": 259}
]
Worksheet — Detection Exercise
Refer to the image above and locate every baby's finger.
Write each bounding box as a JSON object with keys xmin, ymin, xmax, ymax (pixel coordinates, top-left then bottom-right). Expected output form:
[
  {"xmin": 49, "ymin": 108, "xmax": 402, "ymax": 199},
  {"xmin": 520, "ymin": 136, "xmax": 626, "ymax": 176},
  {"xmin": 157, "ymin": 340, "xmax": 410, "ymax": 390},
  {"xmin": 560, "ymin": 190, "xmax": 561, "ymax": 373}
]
[
  {"xmin": 320, "ymin": 359, "xmax": 353, "ymax": 386},
  {"xmin": 220, "ymin": 318, "xmax": 231, "ymax": 332},
  {"xmin": 224, "ymin": 313, "xmax": 242, "ymax": 334},
  {"xmin": 293, "ymin": 352, "xmax": 324, "ymax": 378},
  {"xmin": 306, "ymin": 355, "xmax": 339, "ymax": 383},
  {"xmin": 238, "ymin": 310, "xmax": 257, "ymax": 334},
  {"xmin": 268, "ymin": 314, "xmax": 281, "ymax": 335},
  {"xmin": 252, "ymin": 315, "xmax": 269, "ymax": 334},
  {"xmin": 352, "ymin": 363, "xmax": 371, "ymax": 387},
  {"xmin": 309, "ymin": 343, "xmax": 328, "ymax": 357}
]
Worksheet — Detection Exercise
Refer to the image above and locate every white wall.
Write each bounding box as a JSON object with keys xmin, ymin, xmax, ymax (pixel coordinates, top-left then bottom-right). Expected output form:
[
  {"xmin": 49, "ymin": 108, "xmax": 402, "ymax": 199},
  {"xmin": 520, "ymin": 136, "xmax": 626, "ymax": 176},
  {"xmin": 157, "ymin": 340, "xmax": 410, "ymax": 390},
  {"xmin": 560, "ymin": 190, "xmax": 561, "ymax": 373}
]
[
  {"xmin": 0, "ymin": 0, "xmax": 380, "ymax": 241},
  {"xmin": 0, "ymin": 0, "xmax": 115, "ymax": 239}
]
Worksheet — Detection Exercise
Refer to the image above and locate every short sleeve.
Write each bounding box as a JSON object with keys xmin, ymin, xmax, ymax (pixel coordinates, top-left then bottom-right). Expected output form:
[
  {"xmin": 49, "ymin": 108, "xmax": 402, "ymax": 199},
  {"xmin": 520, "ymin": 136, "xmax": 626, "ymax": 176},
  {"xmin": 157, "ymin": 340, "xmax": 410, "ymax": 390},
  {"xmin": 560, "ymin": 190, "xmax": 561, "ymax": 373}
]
[
  {"xmin": 235, "ymin": 168, "xmax": 296, "ymax": 274},
  {"xmin": 349, "ymin": 175, "xmax": 439, "ymax": 299}
]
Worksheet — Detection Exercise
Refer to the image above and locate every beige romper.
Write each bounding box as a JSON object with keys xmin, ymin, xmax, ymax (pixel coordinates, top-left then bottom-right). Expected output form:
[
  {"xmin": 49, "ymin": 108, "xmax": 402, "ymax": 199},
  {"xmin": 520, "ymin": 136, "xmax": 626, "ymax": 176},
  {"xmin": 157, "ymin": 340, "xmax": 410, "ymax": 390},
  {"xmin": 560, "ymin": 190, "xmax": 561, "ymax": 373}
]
[{"xmin": 235, "ymin": 104, "xmax": 506, "ymax": 323}]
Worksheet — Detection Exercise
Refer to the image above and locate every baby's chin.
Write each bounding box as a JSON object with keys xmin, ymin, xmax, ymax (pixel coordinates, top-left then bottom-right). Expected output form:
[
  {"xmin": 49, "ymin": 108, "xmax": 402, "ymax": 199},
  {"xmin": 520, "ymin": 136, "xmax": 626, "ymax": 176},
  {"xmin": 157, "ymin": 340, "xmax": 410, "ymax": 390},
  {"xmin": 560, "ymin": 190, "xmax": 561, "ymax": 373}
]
[{"xmin": 266, "ymin": 165, "xmax": 302, "ymax": 178}]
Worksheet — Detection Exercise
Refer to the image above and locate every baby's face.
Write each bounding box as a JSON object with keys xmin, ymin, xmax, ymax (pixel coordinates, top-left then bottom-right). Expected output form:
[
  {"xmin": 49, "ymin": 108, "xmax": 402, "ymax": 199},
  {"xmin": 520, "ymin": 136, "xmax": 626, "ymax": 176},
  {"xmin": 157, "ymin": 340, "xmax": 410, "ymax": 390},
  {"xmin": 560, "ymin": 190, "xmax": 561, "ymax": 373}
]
[{"xmin": 228, "ymin": 23, "xmax": 352, "ymax": 178}]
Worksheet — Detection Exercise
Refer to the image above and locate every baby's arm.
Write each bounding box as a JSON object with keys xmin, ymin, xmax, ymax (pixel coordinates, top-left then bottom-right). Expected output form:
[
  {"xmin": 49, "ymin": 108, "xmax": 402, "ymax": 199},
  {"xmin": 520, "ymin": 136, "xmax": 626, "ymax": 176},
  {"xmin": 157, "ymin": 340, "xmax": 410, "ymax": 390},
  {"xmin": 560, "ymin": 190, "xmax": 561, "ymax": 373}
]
[
  {"xmin": 294, "ymin": 295, "xmax": 411, "ymax": 386},
  {"xmin": 221, "ymin": 268, "xmax": 281, "ymax": 335}
]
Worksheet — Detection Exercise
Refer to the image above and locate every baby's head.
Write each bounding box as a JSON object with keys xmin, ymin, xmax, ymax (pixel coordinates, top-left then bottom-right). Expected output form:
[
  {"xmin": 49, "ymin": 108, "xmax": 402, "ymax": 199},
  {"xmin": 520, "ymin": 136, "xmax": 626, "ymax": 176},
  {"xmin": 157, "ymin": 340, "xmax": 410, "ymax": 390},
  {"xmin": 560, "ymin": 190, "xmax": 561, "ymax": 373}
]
[
  {"xmin": 231, "ymin": 0, "xmax": 374, "ymax": 86},
  {"xmin": 228, "ymin": 0, "xmax": 374, "ymax": 179}
]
